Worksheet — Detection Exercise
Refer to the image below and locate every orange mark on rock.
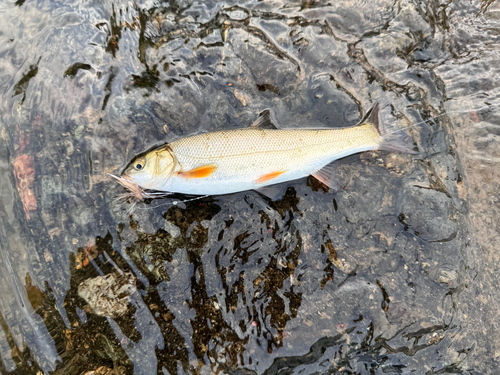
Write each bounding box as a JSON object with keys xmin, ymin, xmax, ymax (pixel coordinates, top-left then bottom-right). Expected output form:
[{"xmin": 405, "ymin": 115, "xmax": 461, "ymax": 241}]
[
  {"xmin": 18, "ymin": 131, "xmax": 30, "ymax": 153},
  {"xmin": 75, "ymin": 240, "xmax": 98, "ymax": 270},
  {"xmin": 178, "ymin": 165, "xmax": 217, "ymax": 179},
  {"xmin": 256, "ymin": 171, "xmax": 285, "ymax": 184},
  {"xmin": 14, "ymin": 154, "xmax": 37, "ymax": 220}
]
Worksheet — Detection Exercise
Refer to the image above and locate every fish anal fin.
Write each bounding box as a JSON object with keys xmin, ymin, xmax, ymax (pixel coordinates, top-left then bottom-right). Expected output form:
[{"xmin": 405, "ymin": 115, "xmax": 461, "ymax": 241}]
[
  {"xmin": 311, "ymin": 162, "xmax": 339, "ymax": 191},
  {"xmin": 249, "ymin": 109, "xmax": 280, "ymax": 129},
  {"xmin": 178, "ymin": 165, "xmax": 217, "ymax": 179},
  {"xmin": 256, "ymin": 171, "xmax": 285, "ymax": 184}
]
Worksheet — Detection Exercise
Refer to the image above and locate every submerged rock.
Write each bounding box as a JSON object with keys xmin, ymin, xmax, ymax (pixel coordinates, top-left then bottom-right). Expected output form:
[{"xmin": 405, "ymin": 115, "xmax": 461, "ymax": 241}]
[{"xmin": 78, "ymin": 272, "xmax": 137, "ymax": 318}]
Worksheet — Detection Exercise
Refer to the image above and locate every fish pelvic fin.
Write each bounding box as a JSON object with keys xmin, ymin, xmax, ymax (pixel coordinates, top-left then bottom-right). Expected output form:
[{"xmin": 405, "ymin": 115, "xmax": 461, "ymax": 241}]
[
  {"xmin": 178, "ymin": 165, "xmax": 217, "ymax": 179},
  {"xmin": 368, "ymin": 102, "xmax": 419, "ymax": 154},
  {"xmin": 256, "ymin": 171, "xmax": 286, "ymax": 184}
]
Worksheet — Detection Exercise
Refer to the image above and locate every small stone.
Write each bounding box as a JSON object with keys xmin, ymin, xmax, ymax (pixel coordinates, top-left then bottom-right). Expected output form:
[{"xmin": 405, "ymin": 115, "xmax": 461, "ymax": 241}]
[
  {"xmin": 233, "ymin": 89, "xmax": 250, "ymax": 106},
  {"xmin": 77, "ymin": 272, "xmax": 137, "ymax": 318}
]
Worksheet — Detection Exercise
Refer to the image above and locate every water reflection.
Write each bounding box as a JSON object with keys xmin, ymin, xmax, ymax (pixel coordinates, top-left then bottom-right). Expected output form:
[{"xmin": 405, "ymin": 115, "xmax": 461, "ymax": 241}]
[
  {"xmin": 2, "ymin": 177, "xmax": 466, "ymax": 373},
  {"xmin": 53, "ymin": 192, "xmax": 305, "ymax": 373}
]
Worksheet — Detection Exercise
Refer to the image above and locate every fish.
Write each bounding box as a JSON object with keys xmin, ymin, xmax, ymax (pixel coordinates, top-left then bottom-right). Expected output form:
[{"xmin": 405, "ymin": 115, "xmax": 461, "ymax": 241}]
[{"xmin": 114, "ymin": 103, "xmax": 416, "ymax": 199}]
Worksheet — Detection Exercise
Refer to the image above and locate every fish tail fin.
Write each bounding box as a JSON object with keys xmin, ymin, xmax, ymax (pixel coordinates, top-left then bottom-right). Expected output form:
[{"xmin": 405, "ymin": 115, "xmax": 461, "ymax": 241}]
[{"xmin": 366, "ymin": 102, "xmax": 419, "ymax": 154}]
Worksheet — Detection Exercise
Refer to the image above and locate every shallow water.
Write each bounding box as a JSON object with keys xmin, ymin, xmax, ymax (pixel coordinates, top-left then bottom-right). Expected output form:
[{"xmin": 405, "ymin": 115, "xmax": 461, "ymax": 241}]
[{"xmin": 0, "ymin": 0, "xmax": 499, "ymax": 373}]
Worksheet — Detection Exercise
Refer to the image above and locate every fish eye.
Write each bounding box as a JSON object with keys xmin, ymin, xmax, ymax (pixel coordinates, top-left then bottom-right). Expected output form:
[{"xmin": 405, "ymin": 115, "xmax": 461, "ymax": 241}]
[{"xmin": 133, "ymin": 158, "xmax": 146, "ymax": 171}]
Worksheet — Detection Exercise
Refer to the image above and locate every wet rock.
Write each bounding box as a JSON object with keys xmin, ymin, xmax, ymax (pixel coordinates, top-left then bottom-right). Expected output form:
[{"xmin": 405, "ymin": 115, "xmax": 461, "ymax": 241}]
[
  {"xmin": 399, "ymin": 187, "xmax": 458, "ymax": 243},
  {"xmin": 78, "ymin": 272, "xmax": 137, "ymax": 318},
  {"xmin": 13, "ymin": 154, "xmax": 37, "ymax": 220}
]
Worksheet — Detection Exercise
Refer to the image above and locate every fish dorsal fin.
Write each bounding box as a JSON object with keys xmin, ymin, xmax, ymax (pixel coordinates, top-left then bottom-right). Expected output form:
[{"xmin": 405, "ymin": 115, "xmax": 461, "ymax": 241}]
[
  {"xmin": 360, "ymin": 102, "xmax": 380, "ymax": 129},
  {"xmin": 311, "ymin": 161, "xmax": 339, "ymax": 191},
  {"xmin": 249, "ymin": 109, "xmax": 280, "ymax": 129}
]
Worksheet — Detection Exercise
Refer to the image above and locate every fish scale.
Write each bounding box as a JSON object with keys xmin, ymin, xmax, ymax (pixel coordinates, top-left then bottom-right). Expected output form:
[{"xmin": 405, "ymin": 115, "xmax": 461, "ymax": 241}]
[
  {"xmin": 157, "ymin": 125, "xmax": 380, "ymax": 195},
  {"xmin": 171, "ymin": 127, "xmax": 376, "ymax": 157}
]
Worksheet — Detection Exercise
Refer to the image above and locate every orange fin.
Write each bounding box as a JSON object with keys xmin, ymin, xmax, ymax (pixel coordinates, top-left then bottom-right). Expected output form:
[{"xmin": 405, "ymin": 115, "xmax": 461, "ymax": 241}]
[
  {"xmin": 256, "ymin": 171, "xmax": 285, "ymax": 184},
  {"xmin": 178, "ymin": 165, "xmax": 217, "ymax": 179}
]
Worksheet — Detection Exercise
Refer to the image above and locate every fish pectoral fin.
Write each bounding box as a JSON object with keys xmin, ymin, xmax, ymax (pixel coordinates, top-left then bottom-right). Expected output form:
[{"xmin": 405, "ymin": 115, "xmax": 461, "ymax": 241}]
[
  {"xmin": 249, "ymin": 109, "xmax": 280, "ymax": 129},
  {"xmin": 256, "ymin": 171, "xmax": 286, "ymax": 184},
  {"xmin": 178, "ymin": 165, "xmax": 217, "ymax": 179},
  {"xmin": 311, "ymin": 162, "xmax": 339, "ymax": 191}
]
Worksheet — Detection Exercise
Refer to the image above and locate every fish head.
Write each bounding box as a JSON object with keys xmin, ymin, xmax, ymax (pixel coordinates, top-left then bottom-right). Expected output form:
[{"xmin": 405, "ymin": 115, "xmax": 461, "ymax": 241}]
[{"xmin": 121, "ymin": 144, "xmax": 176, "ymax": 190}]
